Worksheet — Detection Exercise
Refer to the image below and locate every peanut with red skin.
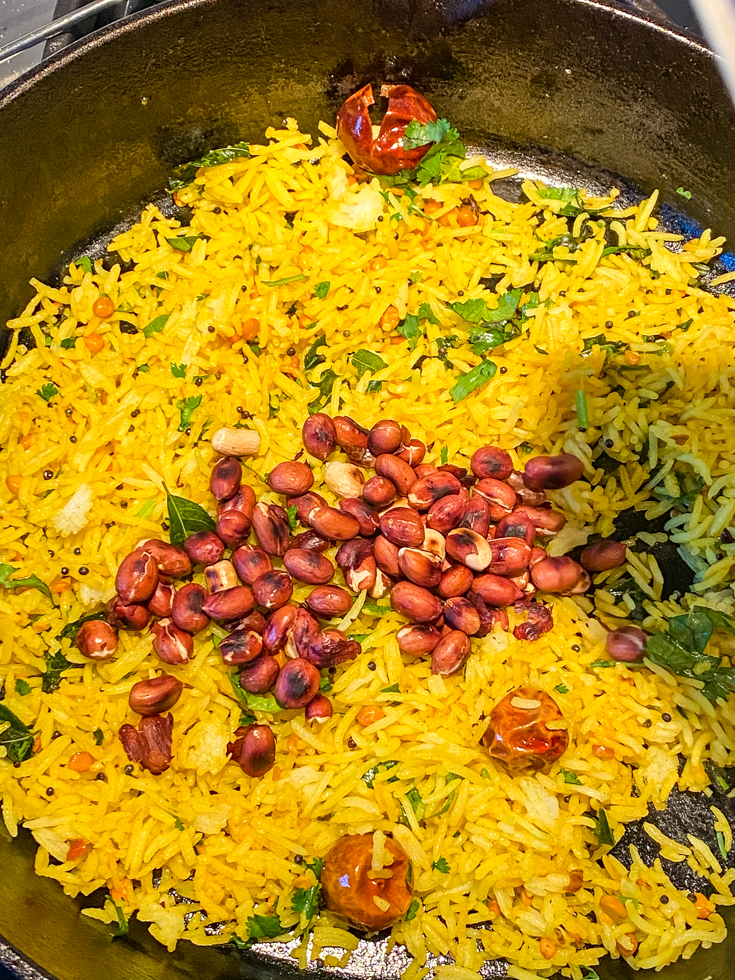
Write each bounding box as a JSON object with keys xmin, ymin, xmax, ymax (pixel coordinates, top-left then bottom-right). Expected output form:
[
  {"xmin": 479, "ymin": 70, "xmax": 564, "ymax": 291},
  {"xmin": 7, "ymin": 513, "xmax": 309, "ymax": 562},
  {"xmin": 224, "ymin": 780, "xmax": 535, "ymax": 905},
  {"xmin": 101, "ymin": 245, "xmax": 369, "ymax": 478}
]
[
  {"xmin": 368, "ymin": 419, "xmax": 403, "ymax": 456},
  {"xmin": 580, "ymin": 539, "xmax": 627, "ymax": 572},
  {"xmin": 513, "ymin": 505, "xmax": 566, "ymax": 537},
  {"xmin": 305, "ymin": 585, "xmax": 353, "ymax": 618},
  {"xmin": 446, "ymin": 528, "xmax": 492, "ymax": 571},
  {"xmin": 524, "ymin": 453, "xmax": 584, "ymax": 491},
  {"xmin": 210, "ymin": 456, "xmax": 242, "ymax": 501},
  {"xmin": 228, "ymin": 724, "xmax": 276, "ymax": 777},
  {"xmin": 443, "ymin": 597, "xmax": 482, "ymax": 636},
  {"xmin": 252, "ymin": 569, "xmax": 294, "ymax": 610},
  {"xmin": 184, "ymin": 530, "xmax": 225, "ymax": 565},
  {"xmin": 275, "ymin": 658, "xmax": 321, "ymax": 708},
  {"xmin": 438, "ymin": 463, "xmax": 475, "ymax": 489},
  {"xmin": 220, "ymin": 629, "xmax": 263, "ymax": 666},
  {"xmin": 305, "ymin": 693, "xmax": 333, "ymax": 721},
  {"xmin": 252, "ymin": 502, "xmax": 291, "ymax": 555},
  {"xmin": 432, "ymin": 630, "xmax": 471, "ymax": 675},
  {"xmin": 308, "ymin": 505, "xmax": 361, "ymax": 541},
  {"xmin": 268, "ymin": 460, "xmax": 314, "ymax": 497},
  {"xmin": 291, "ymin": 491, "xmax": 328, "ymax": 524},
  {"xmin": 302, "ymin": 413, "xmax": 337, "ymax": 460},
  {"xmin": 397, "ymin": 547, "xmax": 443, "ymax": 588},
  {"xmin": 438, "ymin": 565, "xmax": 474, "ymax": 598},
  {"xmin": 374, "ymin": 535, "xmax": 401, "ymax": 578},
  {"xmin": 138, "ymin": 539, "xmax": 192, "ymax": 578},
  {"xmin": 607, "ymin": 626, "xmax": 647, "ymax": 661},
  {"xmin": 495, "ymin": 510, "xmax": 537, "ymax": 546},
  {"xmin": 218, "ymin": 484, "xmax": 256, "ymax": 521},
  {"xmin": 471, "ymin": 574, "xmax": 523, "ymax": 607},
  {"xmin": 397, "ymin": 624, "xmax": 441, "ymax": 655},
  {"xmin": 460, "ymin": 495, "xmax": 492, "ymax": 537},
  {"xmin": 229, "ymin": 609, "xmax": 267, "ymax": 634},
  {"xmin": 239, "ymin": 655, "xmax": 280, "ymax": 693},
  {"xmin": 408, "ymin": 471, "xmax": 461, "ymax": 510},
  {"xmin": 427, "ymin": 493, "xmax": 466, "ymax": 534},
  {"xmin": 375, "ymin": 453, "xmax": 418, "ymax": 497},
  {"xmin": 487, "ymin": 537, "xmax": 533, "ymax": 576},
  {"xmin": 129, "ymin": 675, "xmax": 183, "ymax": 716},
  {"xmin": 201, "ymin": 585, "xmax": 255, "ymax": 622},
  {"xmin": 371, "ymin": 568, "xmax": 393, "ymax": 599},
  {"xmin": 413, "ymin": 463, "xmax": 438, "ymax": 479},
  {"xmin": 339, "ymin": 498, "xmax": 379, "ymax": 537},
  {"xmin": 396, "ymin": 439, "xmax": 426, "ymax": 466},
  {"xmin": 284, "ymin": 607, "xmax": 320, "ymax": 660},
  {"xmin": 471, "ymin": 446, "xmax": 513, "ymax": 481},
  {"xmin": 108, "ymin": 595, "xmax": 149, "ymax": 630},
  {"xmin": 290, "ymin": 529, "xmax": 332, "ymax": 552},
  {"xmin": 216, "ymin": 510, "xmax": 251, "ymax": 549},
  {"xmin": 119, "ymin": 713, "xmax": 173, "ymax": 775},
  {"xmin": 391, "ymin": 581, "xmax": 442, "ymax": 624},
  {"xmin": 232, "ymin": 544, "xmax": 272, "ymax": 585},
  {"xmin": 325, "ymin": 460, "xmax": 365, "ymax": 498},
  {"xmin": 284, "ymin": 548, "xmax": 335, "ymax": 585},
  {"xmin": 379, "ymin": 506, "xmax": 424, "ymax": 548},
  {"xmin": 76, "ymin": 620, "xmax": 118, "ymax": 661},
  {"xmin": 263, "ymin": 604, "xmax": 298, "ymax": 654},
  {"xmin": 363, "ymin": 475, "xmax": 396, "ymax": 508},
  {"xmin": 531, "ymin": 556, "xmax": 584, "ymax": 593},
  {"xmin": 205, "ymin": 559, "xmax": 239, "ymax": 593},
  {"xmin": 147, "ymin": 580, "xmax": 175, "ymax": 619},
  {"xmin": 306, "ymin": 629, "xmax": 361, "ymax": 668},
  {"xmin": 422, "ymin": 527, "xmax": 446, "ymax": 560},
  {"xmin": 151, "ymin": 619, "xmax": 193, "ymax": 665},
  {"xmin": 473, "ymin": 478, "xmax": 517, "ymax": 521},
  {"xmin": 335, "ymin": 539, "xmax": 377, "ymax": 592},
  {"xmin": 116, "ymin": 549, "xmax": 159, "ymax": 604},
  {"xmin": 333, "ymin": 415, "xmax": 369, "ymax": 453},
  {"xmin": 171, "ymin": 583, "xmax": 209, "ymax": 633},
  {"xmin": 466, "ymin": 590, "xmax": 499, "ymax": 636}
]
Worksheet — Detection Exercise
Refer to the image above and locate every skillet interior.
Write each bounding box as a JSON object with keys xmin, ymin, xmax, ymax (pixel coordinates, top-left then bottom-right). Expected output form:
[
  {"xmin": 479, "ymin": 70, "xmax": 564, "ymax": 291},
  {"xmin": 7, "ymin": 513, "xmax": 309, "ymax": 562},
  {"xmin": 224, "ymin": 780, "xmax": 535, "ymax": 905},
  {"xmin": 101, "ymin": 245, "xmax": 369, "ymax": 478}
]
[{"xmin": 2, "ymin": 0, "xmax": 735, "ymax": 977}]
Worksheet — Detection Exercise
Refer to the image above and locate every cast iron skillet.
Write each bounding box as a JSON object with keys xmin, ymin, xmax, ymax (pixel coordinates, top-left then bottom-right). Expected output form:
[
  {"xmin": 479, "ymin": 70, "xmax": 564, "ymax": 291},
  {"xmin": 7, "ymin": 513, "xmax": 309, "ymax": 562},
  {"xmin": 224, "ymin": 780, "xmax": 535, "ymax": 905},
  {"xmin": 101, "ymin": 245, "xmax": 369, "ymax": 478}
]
[{"xmin": 2, "ymin": 0, "xmax": 735, "ymax": 978}]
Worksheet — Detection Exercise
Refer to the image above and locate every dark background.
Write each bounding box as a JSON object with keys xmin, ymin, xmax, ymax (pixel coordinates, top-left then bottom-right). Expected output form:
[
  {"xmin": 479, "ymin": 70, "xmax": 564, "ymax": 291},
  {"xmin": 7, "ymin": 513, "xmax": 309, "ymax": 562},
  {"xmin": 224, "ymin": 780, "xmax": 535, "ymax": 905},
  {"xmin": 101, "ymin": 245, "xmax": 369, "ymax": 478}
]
[{"xmin": 0, "ymin": 0, "xmax": 710, "ymax": 977}]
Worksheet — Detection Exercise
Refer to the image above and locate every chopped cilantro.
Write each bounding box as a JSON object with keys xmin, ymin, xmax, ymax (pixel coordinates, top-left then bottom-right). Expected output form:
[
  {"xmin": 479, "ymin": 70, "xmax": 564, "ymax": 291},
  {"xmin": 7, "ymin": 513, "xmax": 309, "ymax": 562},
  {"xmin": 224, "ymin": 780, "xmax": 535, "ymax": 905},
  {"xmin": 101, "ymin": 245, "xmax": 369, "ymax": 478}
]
[
  {"xmin": 554, "ymin": 683, "xmax": 569, "ymax": 694},
  {"xmin": 176, "ymin": 395, "xmax": 202, "ymax": 432},
  {"xmin": 75, "ymin": 256, "xmax": 93, "ymax": 274},
  {"xmin": 676, "ymin": 186, "xmax": 692, "ymax": 200},
  {"xmin": 314, "ymin": 281, "xmax": 330, "ymax": 299},
  {"xmin": 449, "ymin": 359, "xmax": 497, "ymax": 402},
  {"xmin": 94, "ymin": 728, "xmax": 104, "ymax": 745},
  {"xmin": 406, "ymin": 898, "xmax": 420, "ymax": 920},
  {"xmin": 561, "ymin": 769, "xmax": 583, "ymax": 785},
  {"xmin": 432, "ymin": 857, "xmax": 451, "ymax": 873},
  {"xmin": 170, "ymin": 362, "xmax": 187, "ymax": 378},
  {"xmin": 36, "ymin": 382, "xmax": 58, "ymax": 403},
  {"xmin": 14, "ymin": 679, "xmax": 31, "ymax": 696}
]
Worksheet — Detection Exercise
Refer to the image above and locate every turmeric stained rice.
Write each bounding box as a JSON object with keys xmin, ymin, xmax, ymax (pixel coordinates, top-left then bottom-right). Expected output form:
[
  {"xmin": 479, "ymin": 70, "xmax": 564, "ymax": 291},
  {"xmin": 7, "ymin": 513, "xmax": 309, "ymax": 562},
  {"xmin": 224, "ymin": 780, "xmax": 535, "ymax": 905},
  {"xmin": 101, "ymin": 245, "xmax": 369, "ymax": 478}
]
[{"xmin": 2, "ymin": 115, "xmax": 735, "ymax": 979}]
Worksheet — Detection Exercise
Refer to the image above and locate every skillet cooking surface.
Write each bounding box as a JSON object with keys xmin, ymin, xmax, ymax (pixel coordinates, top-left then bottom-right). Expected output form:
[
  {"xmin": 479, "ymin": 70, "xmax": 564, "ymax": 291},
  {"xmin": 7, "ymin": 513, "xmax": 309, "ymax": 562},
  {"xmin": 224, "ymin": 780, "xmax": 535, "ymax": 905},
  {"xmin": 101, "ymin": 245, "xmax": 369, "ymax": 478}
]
[{"xmin": 2, "ymin": 0, "xmax": 735, "ymax": 978}]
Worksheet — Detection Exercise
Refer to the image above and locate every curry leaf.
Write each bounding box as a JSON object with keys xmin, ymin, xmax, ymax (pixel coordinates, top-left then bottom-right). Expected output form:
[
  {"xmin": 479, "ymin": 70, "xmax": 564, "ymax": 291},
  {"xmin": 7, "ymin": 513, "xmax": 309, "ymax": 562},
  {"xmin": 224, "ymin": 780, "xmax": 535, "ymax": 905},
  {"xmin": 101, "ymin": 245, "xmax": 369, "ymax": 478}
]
[
  {"xmin": 166, "ymin": 493, "xmax": 216, "ymax": 547},
  {"xmin": 307, "ymin": 369, "xmax": 338, "ymax": 413},
  {"xmin": 169, "ymin": 142, "xmax": 250, "ymax": 191},
  {"xmin": 362, "ymin": 760, "xmax": 400, "ymax": 788},
  {"xmin": 594, "ymin": 809, "xmax": 615, "ymax": 845},
  {"xmin": 143, "ymin": 314, "xmax": 169, "ymax": 339},
  {"xmin": 449, "ymin": 360, "xmax": 497, "ymax": 402},
  {"xmin": 0, "ymin": 564, "xmax": 52, "ymax": 601},
  {"xmin": 645, "ymin": 606, "xmax": 735, "ymax": 701},
  {"xmin": 228, "ymin": 672, "xmax": 280, "ymax": 713},
  {"xmin": 352, "ymin": 349, "xmax": 387, "ymax": 378},
  {"xmin": 0, "ymin": 704, "xmax": 34, "ymax": 763},
  {"xmin": 303, "ymin": 333, "xmax": 327, "ymax": 371},
  {"xmin": 167, "ymin": 234, "xmax": 206, "ymax": 252},
  {"xmin": 262, "ymin": 274, "xmax": 308, "ymax": 287}
]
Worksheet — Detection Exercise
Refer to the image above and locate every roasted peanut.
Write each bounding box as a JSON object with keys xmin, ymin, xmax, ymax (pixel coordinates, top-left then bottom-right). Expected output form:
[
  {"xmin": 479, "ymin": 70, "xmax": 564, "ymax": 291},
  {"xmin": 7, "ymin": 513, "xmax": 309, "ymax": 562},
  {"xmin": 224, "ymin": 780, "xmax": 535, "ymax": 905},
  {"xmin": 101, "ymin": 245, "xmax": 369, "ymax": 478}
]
[
  {"xmin": 466, "ymin": 590, "xmax": 501, "ymax": 636},
  {"xmin": 460, "ymin": 494, "xmax": 492, "ymax": 537},
  {"xmin": 396, "ymin": 439, "xmax": 426, "ymax": 466},
  {"xmin": 307, "ymin": 505, "xmax": 360, "ymax": 540},
  {"xmin": 580, "ymin": 539, "xmax": 627, "ymax": 572},
  {"xmin": 228, "ymin": 723, "xmax": 276, "ymax": 777},
  {"xmin": 204, "ymin": 559, "xmax": 238, "ymax": 593},
  {"xmin": 76, "ymin": 620, "xmax": 118, "ymax": 661},
  {"xmin": 495, "ymin": 510, "xmax": 536, "ymax": 546},
  {"xmin": 487, "ymin": 537, "xmax": 532, "ymax": 576},
  {"xmin": 391, "ymin": 581, "xmax": 442, "ymax": 624},
  {"xmin": 398, "ymin": 546, "xmax": 443, "ymax": 588},
  {"xmin": 524, "ymin": 453, "xmax": 584, "ymax": 491},
  {"xmin": 172, "ymin": 583, "xmax": 209, "ymax": 633},
  {"xmin": 252, "ymin": 569, "xmax": 294, "ymax": 610},
  {"xmin": 252, "ymin": 501, "xmax": 291, "ymax": 555},
  {"xmin": 324, "ymin": 460, "xmax": 365, "ymax": 498},
  {"xmin": 607, "ymin": 626, "xmax": 647, "ymax": 662},
  {"xmin": 151, "ymin": 619, "xmax": 193, "ymax": 664},
  {"xmin": 239, "ymin": 655, "xmax": 280, "ymax": 693},
  {"xmin": 119, "ymin": 713, "xmax": 173, "ymax": 775},
  {"xmin": 284, "ymin": 548, "xmax": 334, "ymax": 585},
  {"xmin": 438, "ymin": 564, "xmax": 473, "ymax": 598},
  {"xmin": 184, "ymin": 529, "xmax": 225, "ymax": 565},
  {"xmin": 305, "ymin": 693, "xmax": 333, "ymax": 721},
  {"xmin": 371, "ymin": 567, "xmax": 393, "ymax": 599},
  {"xmin": 362, "ymin": 475, "xmax": 396, "ymax": 508},
  {"xmin": 306, "ymin": 629, "xmax": 361, "ymax": 668},
  {"xmin": 368, "ymin": 419, "xmax": 403, "ymax": 456},
  {"xmin": 268, "ymin": 460, "xmax": 314, "ymax": 497},
  {"xmin": 263, "ymin": 604, "xmax": 298, "ymax": 654},
  {"xmin": 285, "ymin": 607, "xmax": 320, "ymax": 659},
  {"xmin": 218, "ymin": 484, "xmax": 256, "ymax": 521},
  {"xmin": 334, "ymin": 415, "xmax": 369, "ymax": 453},
  {"xmin": 290, "ymin": 491, "xmax": 328, "ymax": 524},
  {"xmin": 302, "ymin": 413, "xmax": 337, "ymax": 460},
  {"xmin": 138, "ymin": 539, "xmax": 192, "ymax": 579},
  {"xmin": 422, "ymin": 527, "xmax": 446, "ymax": 560},
  {"xmin": 471, "ymin": 573, "xmax": 523, "ymax": 607},
  {"xmin": 471, "ymin": 446, "xmax": 513, "ymax": 481},
  {"xmin": 473, "ymin": 478, "xmax": 517, "ymax": 521},
  {"xmin": 446, "ymin": 528, "xmax": 492, "ymax": 571},
  {"xmin": 336, "ymin": 538, "xmax": 377, "ymax": 592},
  {"xmin": 220, "ymin": 629, "xmax": 263, "ymax": 666},
  {"xmin": 443, "ymin": 597, "xmax": 482, "ymax": 636},
  {"xmin": 414, "ymin": 463, "xmax": 438, "ymax": 479},
  {"xmin": 374, "ymin": 535, "xmax": 401, "ymax": 578},
  {"xmin": 146, "ymin": 580, "xmax": 175, "ymax": 619},
  {"xmin": 531, "ymin": 556, "xmax": 584, "ymax": 593},
  {"xmin": 216, "ymin": 510, "xmax": 252, "ymax": 548},
  {"xmin": 201, "ymin": 585, "xmax": 254, "ymax": 622},
  {"xmin": 274, "ymin": 658, "xmax": 321, "ymax": 708},
  {"xmin": 211, "ymin": 426, "xmax": 260, "ymax": 457},
  {"xmin": 438, "ymin": 463, "xmax": 475, "ymax": 489},
  {"xmin": 210, "ymin": 455, "xmax": 242, "ymax": 501},
  {"xmin": 108, "ymin": 594, "xmax": 149, "ymax": 630},
  {"xmin": 427, "ymin": 493, "xmax": 466, "ymax": 534},
  {"xmin": 128, "ymin": 674, "xmax": 183, "ymax": 716},
  {"xmin": 431, "ymin": 630, "xmax": 471, "ymax": 675},
  {"xmin": 116, "ymin": 549, "xmax": 159, "ymax": 604},
  {"xmin": 515, "ymin": 505, "xmax": 566, "ymax": 536},
  {"xmin": 289, "ymin": 529, "xmax": 332, "ymax": 552},
  {"xmin": 566, "ymin": 569, "xmax": 591, "ymax": 595},
  {"xmin": 408, "ymin": 471, "xmax": 461, "ymax": 510},
  {"xmin": 529, "ymin": 546, "xmax": 547, "ymax": 567},
  {"xmin": 229, "ymin": 609, "xmax": 267, "ymax": 634},
  {"xmin": 379, "ymin": 506, "xmax": 424, "ymax": 548},
  {"xmin": 339, "ymin": 498, "xmax": 379, "ymax": 537},
  {"xmin": 507, "ymin": 470, "xmax": 547, "ymax": 506},
  {"xmin": 397, "ymin": 624, "xmax": 441, "ymax": 655},
  {"xmin": 232, "ymin": 543, "xmax": 273, "ymax": 584},
  {"xmin": 374, "ymin": 454, "xmax": 417, "ymax": 495},
  {"xmin": 305, "ymin": 584, "xmax": 353, "ymax": 617}
]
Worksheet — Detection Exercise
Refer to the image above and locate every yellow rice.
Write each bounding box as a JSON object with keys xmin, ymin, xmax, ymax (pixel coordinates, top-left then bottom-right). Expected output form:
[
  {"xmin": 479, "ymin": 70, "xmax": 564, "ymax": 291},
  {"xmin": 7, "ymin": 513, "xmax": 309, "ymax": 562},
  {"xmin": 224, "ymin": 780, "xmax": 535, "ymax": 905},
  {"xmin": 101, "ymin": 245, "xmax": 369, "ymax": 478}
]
[{"xmin": 2, "ymin": 115, "xmax": 735, "ymax": 978}]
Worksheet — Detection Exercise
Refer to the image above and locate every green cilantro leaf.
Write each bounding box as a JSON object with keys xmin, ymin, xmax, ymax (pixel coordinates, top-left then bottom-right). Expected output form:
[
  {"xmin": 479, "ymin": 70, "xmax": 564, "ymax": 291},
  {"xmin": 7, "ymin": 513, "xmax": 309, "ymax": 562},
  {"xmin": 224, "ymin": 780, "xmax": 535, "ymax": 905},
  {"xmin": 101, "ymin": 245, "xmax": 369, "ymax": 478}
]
[
  {"xmin": 170, "ymin": 363, "xmax": 187, "ymax": 379},
  {"xmin": 432, "ymin": 857, "xmax": 451, "ymax": 873},
  {"xmin": 440, "ymin": 447, "xmax": 448, "ymax": 465},
  {"xmin": 60, "ymin": 337, "xmax": 77, "ymax": 349},
  {"xmin": 287, "ymin": 505, "xmax": 299, "ymax": 532},
  {"xmin": 676, "ymin": 186, "xmax": 692, "ymax": 200},
  {"xmin": 397, "ymin": 314, "xmax": 421, "ymax": 351},
  {"xmin": 561, "ymin": 769, "xmax": 583, "ymax": 785},
  {"xmin": 449, "ymin": 359, "xmax": 497, "ymax": 402},
  {"xmin": 403, "ymin": 118, "xmax": 452, "ymax": 151},
  {"xmin": 554, "ymin": 683, "xmax": 569, "ymax": 694},
  {"xmin": 406, "ymin": 898, "xmax": 420, "ymax": 921},
  {"xmin": 14, "ymin": 680, "xmax": 31, "ymax": 696},
  {"xmin": 177, "ymin": 395, "xmax": 202, "ymax": 432},
  {"xmin": 75, "ymin": 256, "xmax": 93, "ymax": 274},
  {"xmin": 314, "ymin": 281, "xmax": 330, "ymax": 299},
  {"xmin": 229, "ymin": 672, "xmax": 280, "ymax": 713},
  {"xmin": 108, "ymin": 897, "xmax": 129, "ymax": 939},
  {"xmin": 36, "ymin": 382, "xmax": 58, "ymax": 403}
]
